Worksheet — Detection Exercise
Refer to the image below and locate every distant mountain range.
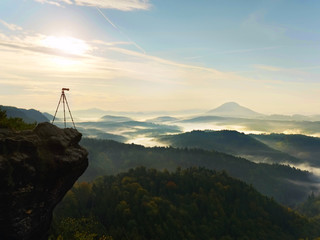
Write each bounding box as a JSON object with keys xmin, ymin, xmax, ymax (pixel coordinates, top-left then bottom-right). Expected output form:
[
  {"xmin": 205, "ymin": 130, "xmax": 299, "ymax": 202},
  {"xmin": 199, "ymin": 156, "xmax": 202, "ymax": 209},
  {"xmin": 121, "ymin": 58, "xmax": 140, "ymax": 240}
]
[
  {"xmin": 78, "ymin": 119, "xmax": 181, "ymax": 140},
  {"xmin": 73, "ymin": 108, "xmax": 205, "ymax": 118},
  {"xmin": 50, "ymin": 102, "xmax": 320, "ymax": 122},
  {"xmin": 206, "ymin": 102, "xmax": 320, "ymax": 121},
  {"xmin": 100, "ymin": 115, "xmax": 133, "ymax": 122},
  {"xmin": 3, "ymin": 104, "xmax": 320, "ymax": 144},
  {"xmin": 179, "ymin": 106, "xmax": 320, "ymax": 136},
  {"xmin": 0, "ymin": 105, "xmax": 49, "ymax": 123},
  {"xmin": 146, "ymin": 116, "xmax": 179, "ymax": 123}
]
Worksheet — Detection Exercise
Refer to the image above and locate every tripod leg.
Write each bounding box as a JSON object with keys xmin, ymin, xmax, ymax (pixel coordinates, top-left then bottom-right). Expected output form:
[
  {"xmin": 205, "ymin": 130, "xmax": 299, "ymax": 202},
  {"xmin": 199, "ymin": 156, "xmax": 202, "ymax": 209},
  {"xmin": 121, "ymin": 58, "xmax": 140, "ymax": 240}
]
[
  {"xmin": 52, "ymin": 94, "xmax": 63, "ymax": 124},
  {"xmin": 63, "ymin": 93, "xmax": 66, "ymax": 128},
  {"xmin": 64, "ymin": 95, "xmax": 76, "ymax": 129}
]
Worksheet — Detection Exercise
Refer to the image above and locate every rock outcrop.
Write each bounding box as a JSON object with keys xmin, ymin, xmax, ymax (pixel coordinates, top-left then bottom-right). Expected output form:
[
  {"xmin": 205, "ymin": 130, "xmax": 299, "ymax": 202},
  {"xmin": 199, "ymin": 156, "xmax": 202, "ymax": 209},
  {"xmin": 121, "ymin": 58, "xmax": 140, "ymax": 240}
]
[{"xmin": 0, "ymin": 122, "xmax": 88, "ymax": 240}]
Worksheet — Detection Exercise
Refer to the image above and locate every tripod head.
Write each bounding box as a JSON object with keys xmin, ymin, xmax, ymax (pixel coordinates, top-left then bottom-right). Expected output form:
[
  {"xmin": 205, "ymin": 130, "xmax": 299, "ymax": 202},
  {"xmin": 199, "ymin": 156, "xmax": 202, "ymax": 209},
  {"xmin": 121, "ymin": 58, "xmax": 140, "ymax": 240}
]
[{"xmin": 62, "ymin": 88, "xmax": 69, "ymax": 93}]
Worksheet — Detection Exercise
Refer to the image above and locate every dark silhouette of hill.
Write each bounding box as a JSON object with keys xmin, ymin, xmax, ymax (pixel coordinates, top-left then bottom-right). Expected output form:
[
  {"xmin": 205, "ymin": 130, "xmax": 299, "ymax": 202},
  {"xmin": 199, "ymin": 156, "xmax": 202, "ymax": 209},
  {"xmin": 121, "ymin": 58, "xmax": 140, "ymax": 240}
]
[
  {"xmin": 0, "ymin": 105, "xmax": 49, "ymax": 123},
  {"xmin": 80, "ymin": 138, "xmax": 319, "ymax": 206},
  {"xmin": 296, "ymin": 192, "xmax": 320, "ymax": 218},
  {"xmin": 207, "ymin": 102, "xmax": 263, "ymax": 118},
  {"xmin": 43, "ymin": 112, "xmax": 55, "ymax": 121},
  {"xmin": 100, "ymin": 115, "xmax": 133, "ymax": 122},
  {"xmin": 158, "ymin": 130, "xmax": 302, "ymax": 165},
  {"xmin": 51, "ymin": 167, "xmax": 320, "ymax": 240},
  {"xmin": 252, "ymin": 133, "xmax": 320, "ymax": 167},
  {"xmin": 78, "ymin": 127, "xmax": 127, "ymax": 142},
  {"xmin": 0, "ymin": 108, "xmax": 36, "ymax": 130},
  {"xmin": 146, "ymin": 116, "xmax": 179, "ymax": 123},
  {"xmin": 181, "ymin": 115, "xmax": 229, "ymax": 123}
]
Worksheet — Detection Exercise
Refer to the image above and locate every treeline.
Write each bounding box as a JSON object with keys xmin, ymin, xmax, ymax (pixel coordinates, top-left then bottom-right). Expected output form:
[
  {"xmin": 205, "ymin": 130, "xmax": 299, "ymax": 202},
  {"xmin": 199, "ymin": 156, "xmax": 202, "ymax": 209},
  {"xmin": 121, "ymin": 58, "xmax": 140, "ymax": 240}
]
[
  {"xmin": 80, "ymin": 138, "xmax": 316, "ymax": 206},
  {"xmin": 157, "ymin": 130, "xmax": 301, "ymax": 165},
  {"xmin": 297, "ymin": 193, "xmax": 320, "ymax": 219},
  {"xmin": 252, "ymin": 133, "xmax": 320, "ymax": 167},
  {"xmin": 0, "ymin": 108, "xmax": 36, "ymax": 130},
  {"xmin": 50, "ymin": 167, "xmax": 320, "ymax": 240}
]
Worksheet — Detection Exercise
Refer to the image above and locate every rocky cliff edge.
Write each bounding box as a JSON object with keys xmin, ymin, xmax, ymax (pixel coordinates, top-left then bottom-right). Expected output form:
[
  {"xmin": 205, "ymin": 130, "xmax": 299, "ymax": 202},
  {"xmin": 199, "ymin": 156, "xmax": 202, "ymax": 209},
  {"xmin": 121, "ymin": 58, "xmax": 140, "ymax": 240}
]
[{"xmin": 0, "ymin": 122, "xmax": 88, "ymax": 240}]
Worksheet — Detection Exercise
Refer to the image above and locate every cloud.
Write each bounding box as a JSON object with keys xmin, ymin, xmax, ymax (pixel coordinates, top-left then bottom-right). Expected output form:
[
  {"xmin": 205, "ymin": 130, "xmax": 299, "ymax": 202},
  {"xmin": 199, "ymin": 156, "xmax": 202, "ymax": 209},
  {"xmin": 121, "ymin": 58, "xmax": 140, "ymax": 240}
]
[
  {"xmin": 254, "ymin": 64, "xmax": 320, "ymax": 84},
  {"xmin": 34, "ymin": 0, "xmax": 62, "ymax": 7},
  {"xmin": 108, "ymin": 47, "xmax": 223, "ymax": 74},
  {"xmin": 106, "ymin": 47, "xmax": 266, "ymax": 85},
  {"xmin": 95, "ymin": 7, "xmax": 146, "ymax": 53},
  {"xmin": 33, "ymin": 0, "xmax": 151, "ymax": 11},
  {"xmin": 0, "ymin": 29, "xmax": 284, "ymax": 90},
  {"xmin": 92, "ymin": 40, "xmax": 132, "ymax": 46},
  {"xmin": 58, "ymin": 0, "xmax": 73, "ymax": 4},
  {"xmin": 0, "ymin": 29, "xmax": 245, "ymax": 110},
  {"xmin": 0, "ymin": 20, "xmax": 22, "ymax": 31},
  {"xmin": 74, "ymin": 0, "xmax": 151, "ymax": 11},
  {"xmin": 1, "ymin": 28, "xmax": 320, "ymax": 114},
  {"xmin": 0, "ymin": 33, "xmax": 90, "ymax": 59}
]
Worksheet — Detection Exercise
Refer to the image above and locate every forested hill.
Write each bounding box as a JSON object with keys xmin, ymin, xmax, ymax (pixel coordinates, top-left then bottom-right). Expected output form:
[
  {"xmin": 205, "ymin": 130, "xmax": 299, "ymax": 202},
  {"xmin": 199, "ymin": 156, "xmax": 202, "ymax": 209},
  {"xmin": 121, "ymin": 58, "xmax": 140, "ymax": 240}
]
[
  {"xmin": 80, "ymin": 138, "xmax": 318, "ymax": 206},
  {"xmin": 50, "ymin": 167, "xmax": 320, "ymax": 240},
  {"xmin": 251, "ymin": 133, "xmax": 320, "ymax": 167},
  {"xmin": 0, "ymin": 105, "xmax": 48, "ymax": 123},
  {"xmin": 297, "ymin": 193, "xmax": 320, "ymax": 219},
  {"xmin": 158, "ymin": 130, "xmax": 301, "ymax": 165}
]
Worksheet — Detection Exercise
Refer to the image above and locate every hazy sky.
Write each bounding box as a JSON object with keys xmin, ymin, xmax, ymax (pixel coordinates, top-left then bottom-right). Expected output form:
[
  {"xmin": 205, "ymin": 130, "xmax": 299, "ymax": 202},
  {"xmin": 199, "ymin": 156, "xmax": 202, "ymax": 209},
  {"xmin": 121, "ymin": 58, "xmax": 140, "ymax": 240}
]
[{"xmin": 1, "ymin": 0, "xmax": 320, "ymax": 114}]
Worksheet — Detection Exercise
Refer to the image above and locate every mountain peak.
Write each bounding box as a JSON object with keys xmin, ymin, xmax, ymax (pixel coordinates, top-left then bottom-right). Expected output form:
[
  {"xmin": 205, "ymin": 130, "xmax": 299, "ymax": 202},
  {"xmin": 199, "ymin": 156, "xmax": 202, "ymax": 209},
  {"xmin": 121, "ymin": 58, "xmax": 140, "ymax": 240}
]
[
  {"xmin": 207, "ymin": 102, "xmax": 263, "ymax": 118},
  {"xmin": 220, "ymin": 102, "xmax": 241, "ymax": 108}
]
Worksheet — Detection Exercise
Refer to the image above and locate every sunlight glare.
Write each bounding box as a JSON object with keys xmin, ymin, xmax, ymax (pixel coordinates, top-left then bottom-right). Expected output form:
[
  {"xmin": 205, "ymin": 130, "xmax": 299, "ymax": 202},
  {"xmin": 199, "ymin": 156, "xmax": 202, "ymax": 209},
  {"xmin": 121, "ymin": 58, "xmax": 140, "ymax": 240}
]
[
  {"xmin": 42, "ymin": 36, "xmax": 89, "ymax": 55},
  {"xmin": 51, "ymin": 57, "xmax": 78, "ymax": 67}
]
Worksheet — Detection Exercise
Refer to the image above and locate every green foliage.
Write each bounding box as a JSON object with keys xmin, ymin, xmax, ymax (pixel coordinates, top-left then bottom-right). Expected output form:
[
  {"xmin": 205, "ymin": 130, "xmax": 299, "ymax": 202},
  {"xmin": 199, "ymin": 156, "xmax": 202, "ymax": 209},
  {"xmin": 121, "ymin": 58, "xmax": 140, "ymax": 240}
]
[
  {"xmin": 252, "ymin": 133, "xmax": 320, "ymax": 167},
  {"xmin": 80, "ymin": 138, "xmax": 315, "ymax": 206},
  {"xmin": 49, "ymin": 217, "xmax": 112, "ymax": 240},
  {"xmin": 51, "ymin": 167, "xmax": 320, "ymax": 240},
  {"xmin": 160, "ymin": 130, "xmax": 270, "ymax": 153},
  {"xmin": 296, "ymin": 193, "xmax": 320, "ymax": 219},
  {"xmin": 158, "ymin": 130, "xmax": 301, "ymax": 164},
  {"xmin": 0, "ymin": 108, "xmax": 36, "ymax": 131}
]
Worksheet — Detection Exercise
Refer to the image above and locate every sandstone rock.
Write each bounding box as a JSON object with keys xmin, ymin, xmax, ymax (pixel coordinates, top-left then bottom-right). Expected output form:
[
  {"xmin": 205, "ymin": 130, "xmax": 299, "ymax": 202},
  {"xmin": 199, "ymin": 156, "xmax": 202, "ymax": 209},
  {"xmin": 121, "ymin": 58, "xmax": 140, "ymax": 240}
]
[{"xmin": 0, "ymin": 122, "xmax": 88, "ymax": 240}]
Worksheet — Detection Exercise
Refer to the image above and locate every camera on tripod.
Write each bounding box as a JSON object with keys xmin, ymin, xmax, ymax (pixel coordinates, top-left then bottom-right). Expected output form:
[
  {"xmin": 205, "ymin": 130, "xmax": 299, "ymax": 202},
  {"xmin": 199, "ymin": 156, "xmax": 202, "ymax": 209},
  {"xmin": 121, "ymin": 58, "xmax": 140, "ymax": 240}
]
[{"xmin": 52, "ymin": 88, "xmax": 76, "ymax": 129}]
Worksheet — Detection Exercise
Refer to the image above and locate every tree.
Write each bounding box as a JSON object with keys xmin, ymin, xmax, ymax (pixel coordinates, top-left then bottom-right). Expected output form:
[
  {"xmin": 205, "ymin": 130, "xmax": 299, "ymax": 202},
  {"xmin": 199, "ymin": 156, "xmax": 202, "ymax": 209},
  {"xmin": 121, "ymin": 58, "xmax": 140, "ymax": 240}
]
[{"xmin": 0, "ymin": 107, "xmax": 36, "ymax": 130}]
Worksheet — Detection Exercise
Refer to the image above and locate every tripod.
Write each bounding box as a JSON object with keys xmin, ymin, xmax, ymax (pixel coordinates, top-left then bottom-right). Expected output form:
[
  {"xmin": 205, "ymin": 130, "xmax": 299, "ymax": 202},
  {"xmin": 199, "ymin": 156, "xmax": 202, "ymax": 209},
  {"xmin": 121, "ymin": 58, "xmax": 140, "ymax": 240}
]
[{"xmin": 52, "ymin": 88, "xmax": 76, "ymax": 129}]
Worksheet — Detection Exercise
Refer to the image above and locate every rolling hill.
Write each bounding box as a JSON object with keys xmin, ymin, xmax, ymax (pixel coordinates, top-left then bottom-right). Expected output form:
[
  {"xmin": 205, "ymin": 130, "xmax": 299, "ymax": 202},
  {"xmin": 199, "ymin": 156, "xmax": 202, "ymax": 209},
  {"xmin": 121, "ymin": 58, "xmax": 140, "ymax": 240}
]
[
  {"xmin": 252, "ymin": 133, "xmax": 320, "ymax": 167},
  {"xmin": 0, "ymin": 105, "xmax": 49, "ymax": 123},
  {"xmin": 158, "ymin": 130, "xmax": 302, "ymax": 165},
  {"xmin": 51, "ymin": 167, "xmax": 320, "ymax": 240},
  {"xmin": 80, "ymin": 138, "xmax": 318, "ymax": 206},
  {"xmin": 146, "ymin": 116, "xmax": 179, "ymax": 123},
  {"xmin": 100, "ymin": 115, "xmax": 133, "ymax": 122}
]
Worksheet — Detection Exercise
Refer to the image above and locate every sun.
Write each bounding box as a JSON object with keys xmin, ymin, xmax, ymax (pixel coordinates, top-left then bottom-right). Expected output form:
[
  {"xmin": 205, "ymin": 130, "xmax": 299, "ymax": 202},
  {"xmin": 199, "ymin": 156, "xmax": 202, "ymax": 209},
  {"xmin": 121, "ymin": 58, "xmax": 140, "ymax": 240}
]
[{"xmin": 42, "ymin": 36, "xmax": 89, "ymax": 55}]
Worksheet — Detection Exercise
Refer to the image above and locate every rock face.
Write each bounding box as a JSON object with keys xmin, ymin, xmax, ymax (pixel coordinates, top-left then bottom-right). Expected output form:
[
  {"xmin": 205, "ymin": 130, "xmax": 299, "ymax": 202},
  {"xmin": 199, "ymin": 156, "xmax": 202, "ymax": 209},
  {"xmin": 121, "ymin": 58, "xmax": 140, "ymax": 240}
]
[{"xmin": 0, "ymin": 122, "xmax": 88, "ymax": 240}]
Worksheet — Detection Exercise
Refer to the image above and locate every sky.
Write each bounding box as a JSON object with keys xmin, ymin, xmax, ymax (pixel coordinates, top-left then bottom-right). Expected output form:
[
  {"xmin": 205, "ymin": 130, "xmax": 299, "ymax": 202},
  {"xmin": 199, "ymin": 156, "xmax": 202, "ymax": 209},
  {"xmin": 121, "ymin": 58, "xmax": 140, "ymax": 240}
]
[{"xmin": 1, "ymin": 0, "xmax": 320, "ymax": 114}]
